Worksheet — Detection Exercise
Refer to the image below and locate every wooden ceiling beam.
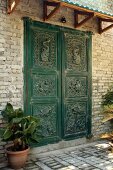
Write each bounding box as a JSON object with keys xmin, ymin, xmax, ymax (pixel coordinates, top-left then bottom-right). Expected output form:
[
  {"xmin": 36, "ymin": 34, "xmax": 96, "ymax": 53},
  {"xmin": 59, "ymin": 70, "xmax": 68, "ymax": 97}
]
[
  {"xmin": 7, "ymin": 0, "xmax": 20, "ymax": 14},
  {"xmin": 98, "ymin": 17, "xmax": 113, "ymax": 34},
  {"xmin": 74, "ymin": 10, "xmax": 94, "ymax": 28},
  {"xmin": 43, "ymin": 1, "xmax": 61, "ymax": 21}
]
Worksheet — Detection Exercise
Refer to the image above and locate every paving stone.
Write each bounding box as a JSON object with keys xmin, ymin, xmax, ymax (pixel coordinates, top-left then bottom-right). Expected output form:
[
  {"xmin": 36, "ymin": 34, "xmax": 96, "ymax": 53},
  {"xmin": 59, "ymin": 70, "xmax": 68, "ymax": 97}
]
[
  {"xmin": 35, "ymin": 161, "xmax": 52, "ymax": 170},
  {"xmin": 2, "ymin": 141, "xmax": 113, "ymax": 170},
  {"xmin": 54, "ymin": 157, "xmax": 70, "ymax": 166},
  {"xmin": 62, "ymin": 156, "xmax": 73, "ymax": 161},
  {"xmin": 42, "ymin": 158, "xmax": 53, "ymax": 163},
  {"xmin": 45, "ymin": 161, "xmax": 56, "ymax": 165},
  {"xmin": 78, "ymin": 163, "xmax": 91, "ymax": 168},
  {"xmin": 48, "ymin": 162, "xmax": 59, "ymax": 166},
  {"xmin": 58, "ymin": 165, "xmax": 77, "ymax": 170},
  {"xmin": 24, "ymin": 164, "xmax": 38, "ymax": 170},
  {"xmin": 67, "ymin": 165, "xmax": 77, "ymax": 169},
  {"xmin": 51, "ymin": 164, "xmax": 63, "ymax": 169}
]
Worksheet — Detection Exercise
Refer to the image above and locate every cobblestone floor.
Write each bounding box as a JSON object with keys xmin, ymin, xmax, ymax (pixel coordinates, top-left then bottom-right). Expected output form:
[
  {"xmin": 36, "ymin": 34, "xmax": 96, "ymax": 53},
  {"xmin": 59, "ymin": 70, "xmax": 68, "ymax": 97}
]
[{"xmin": 1, "ymin": 141, "xmax": 113, "ymax": 170}]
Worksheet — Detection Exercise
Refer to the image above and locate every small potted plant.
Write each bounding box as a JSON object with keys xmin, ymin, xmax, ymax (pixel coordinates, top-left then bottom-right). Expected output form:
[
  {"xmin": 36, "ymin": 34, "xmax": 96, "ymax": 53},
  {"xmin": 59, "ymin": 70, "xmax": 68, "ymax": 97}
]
[
  {"xmin": 101, "ymin": 88, "xmax": 113, "ymax": 150},
  {"xmin": 0, "ymin": 103, "xmax": 41, "ymax": 169}
]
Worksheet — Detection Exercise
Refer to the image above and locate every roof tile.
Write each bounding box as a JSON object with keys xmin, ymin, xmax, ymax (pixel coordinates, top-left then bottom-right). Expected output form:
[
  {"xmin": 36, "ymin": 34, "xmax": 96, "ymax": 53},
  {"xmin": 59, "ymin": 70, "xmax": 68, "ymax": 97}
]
[{"xmin": 60, "ymin": 0, "xmax": 113, "ymax": 16}]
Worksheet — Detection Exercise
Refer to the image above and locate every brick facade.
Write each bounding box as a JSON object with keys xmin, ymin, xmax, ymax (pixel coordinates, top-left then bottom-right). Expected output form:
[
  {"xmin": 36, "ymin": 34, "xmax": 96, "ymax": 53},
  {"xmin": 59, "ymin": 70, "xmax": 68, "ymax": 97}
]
[{"xmin": 0, "ymin": 0, "xmax": 113, "ymax": 166}]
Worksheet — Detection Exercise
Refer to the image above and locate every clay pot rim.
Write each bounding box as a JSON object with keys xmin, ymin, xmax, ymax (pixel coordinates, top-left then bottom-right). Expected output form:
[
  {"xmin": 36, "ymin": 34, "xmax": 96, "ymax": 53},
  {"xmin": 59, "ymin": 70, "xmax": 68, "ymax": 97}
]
[{"xmin": 5, "ymin": 144, "xmax": 30, "ymax": 154}]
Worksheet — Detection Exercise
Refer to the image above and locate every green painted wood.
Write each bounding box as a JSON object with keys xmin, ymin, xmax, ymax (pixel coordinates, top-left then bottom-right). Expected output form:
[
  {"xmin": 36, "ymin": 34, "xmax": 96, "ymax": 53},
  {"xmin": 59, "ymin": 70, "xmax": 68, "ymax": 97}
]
[
  {"xmin": 24, "ymin": 18, "xmax": 62, "ymax": 145},
  {"xmin": 61, "ymin": 29, "xmax": 92, "ymax": 139},
  {"xmin": 24, "ymin": 18, "xmax": 92, "ymax": 145}
]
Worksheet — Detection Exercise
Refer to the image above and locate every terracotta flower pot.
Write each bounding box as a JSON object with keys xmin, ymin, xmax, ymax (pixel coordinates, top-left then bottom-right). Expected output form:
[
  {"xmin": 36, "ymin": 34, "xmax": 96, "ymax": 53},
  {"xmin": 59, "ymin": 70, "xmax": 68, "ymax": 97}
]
[{"xmin": 6, "ymin": 146, "xmax": 30, "ymax": 169}]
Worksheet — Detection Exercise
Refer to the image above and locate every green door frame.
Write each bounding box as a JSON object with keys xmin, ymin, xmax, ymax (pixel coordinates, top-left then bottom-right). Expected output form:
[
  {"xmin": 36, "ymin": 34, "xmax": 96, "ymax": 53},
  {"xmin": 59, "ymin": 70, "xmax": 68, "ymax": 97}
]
[{"xmin": 23, "ymin": 17, "xmax": 92, "ymax": 146}]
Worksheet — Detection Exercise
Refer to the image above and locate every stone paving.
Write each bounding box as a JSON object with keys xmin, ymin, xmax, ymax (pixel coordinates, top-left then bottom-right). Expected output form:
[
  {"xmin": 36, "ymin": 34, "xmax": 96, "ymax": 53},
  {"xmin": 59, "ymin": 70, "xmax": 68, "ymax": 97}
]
[{"xmin": 1, "ymin": 141, "xmax": 113, "ymax": 170}]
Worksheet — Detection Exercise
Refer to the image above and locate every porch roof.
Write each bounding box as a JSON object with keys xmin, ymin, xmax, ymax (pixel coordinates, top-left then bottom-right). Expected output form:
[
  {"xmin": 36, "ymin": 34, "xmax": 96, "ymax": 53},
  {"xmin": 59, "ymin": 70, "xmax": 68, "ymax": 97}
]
[
  {"xmin": 8, "ymin": 0, "xmax": 113, "ymax": 34},
  {"xmin": 58, "ymin": 0, "xmax": 113, "ymax": 17}
]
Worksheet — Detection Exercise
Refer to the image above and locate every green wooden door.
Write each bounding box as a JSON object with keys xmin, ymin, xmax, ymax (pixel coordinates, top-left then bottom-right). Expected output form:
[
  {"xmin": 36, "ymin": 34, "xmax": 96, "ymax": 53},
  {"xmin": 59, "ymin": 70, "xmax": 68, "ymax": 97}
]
[
  {"xmin": 24, "ymin": 18, "xmax": 92, "ymax": 145},
  {"xmin": 61, "ymin": 30, "xmax": 92, "ymax": 139},
  {"xmin": 24, "ymin": 19, "xmax": 62, "ymax": 145}
]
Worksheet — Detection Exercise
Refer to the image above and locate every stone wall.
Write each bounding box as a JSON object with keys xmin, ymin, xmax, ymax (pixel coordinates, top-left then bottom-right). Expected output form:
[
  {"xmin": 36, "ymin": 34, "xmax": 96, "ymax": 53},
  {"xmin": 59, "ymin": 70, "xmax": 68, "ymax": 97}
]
[{"xmin": 1, "ymin": 0, "xmax": 113, "ymax": 166}]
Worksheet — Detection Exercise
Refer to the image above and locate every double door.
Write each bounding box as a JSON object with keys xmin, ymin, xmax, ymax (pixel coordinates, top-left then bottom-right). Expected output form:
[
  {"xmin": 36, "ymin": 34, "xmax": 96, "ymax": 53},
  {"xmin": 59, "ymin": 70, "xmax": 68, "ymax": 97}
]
[{"xmin": 24, "ymin": 19, "xmax": 92, "ymax": 145}]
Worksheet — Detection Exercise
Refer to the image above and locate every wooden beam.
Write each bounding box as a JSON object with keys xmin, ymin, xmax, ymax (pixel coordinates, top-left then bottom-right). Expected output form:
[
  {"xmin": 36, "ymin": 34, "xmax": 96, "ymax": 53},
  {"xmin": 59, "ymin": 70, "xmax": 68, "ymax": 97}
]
[
  {"xmin": 43, "ymin": 1, "xmax": 60, "ymax": 21},
  {"xmin": 74, "ymin": 10, "xmax": 94, "ymax": 28},
  {"xmin": 48, "ymin": 0, "xmax": 113, "ymax": 20},
  {"xmin": 7, "ymin": 0, "xmax": 20, "ymax": 14},
  {"xmin": 99, "ymin": 18, "xmax": 113, "ymax": 22},
  {"xmin": 98, "ymin": 17, "xmax": 113, "ymax": 34}
]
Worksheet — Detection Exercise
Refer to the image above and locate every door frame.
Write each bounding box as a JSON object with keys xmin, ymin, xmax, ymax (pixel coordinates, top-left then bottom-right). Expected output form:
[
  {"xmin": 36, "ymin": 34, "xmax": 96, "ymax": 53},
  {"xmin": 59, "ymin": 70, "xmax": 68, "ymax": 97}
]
[{"xmin": 23, "ymin": 17, "xmax": 92, "ymax": 145}]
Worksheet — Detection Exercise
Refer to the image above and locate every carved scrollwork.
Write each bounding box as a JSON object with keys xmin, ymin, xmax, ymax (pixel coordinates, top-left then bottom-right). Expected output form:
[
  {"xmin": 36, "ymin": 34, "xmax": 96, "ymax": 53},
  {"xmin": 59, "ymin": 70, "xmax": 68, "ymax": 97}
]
[
  {"xmin": 72, "ymin": 47, "xmax": 81, "ymax": 65},
  {"xmin": 66, "ymin": 77, "xmax": 87, "ymax": 97},
  {"xmin": 41, "ymin": 39, "xmax": 50, "ymax": 62},
  {"xmin": 32, "ymin": 30, "xmax": 57, "ymax": 68},
  {"xmin": 65, "ymin": 33, "xmax": 87, "ymax": 71},
  {"xmin": 76, "ymin": 116, "xmax": 86, "ymax": 132},
  {"xmin": 33, "ymin": 75, "xmax": 56, "ymax": 97},
  {"xmin": 33, "ymin": 104, "xmax": 57, "ymax": 137},
  {"xmin": 64, "ymin": 102, "xmax": 87, "ymax": 135}
]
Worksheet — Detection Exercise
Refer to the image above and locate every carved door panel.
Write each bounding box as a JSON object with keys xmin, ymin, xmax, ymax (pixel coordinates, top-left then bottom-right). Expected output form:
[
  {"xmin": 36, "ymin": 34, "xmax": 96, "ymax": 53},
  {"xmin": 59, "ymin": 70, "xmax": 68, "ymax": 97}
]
[
  {"xmin": 25, "ymin": 21, "xmax": 61, "ymax": 144},
  {"xmin": 24, "ymin": 19, "xmax": 92, "ymax": 144},
  {"xmin": 62, "ymin": 31, "xmax": 92, "ymax": 139}
]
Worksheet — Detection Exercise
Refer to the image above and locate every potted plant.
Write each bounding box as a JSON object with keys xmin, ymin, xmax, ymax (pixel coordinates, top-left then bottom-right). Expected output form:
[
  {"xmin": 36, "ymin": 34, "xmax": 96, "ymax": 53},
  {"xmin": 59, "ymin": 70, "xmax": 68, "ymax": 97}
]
[
  {"xmin": 0, "ymin": 103, "xmax": 41, "ymax": 169},
  {"xmin": 101, "ymin": 88, "xmax": 113, "ymax": 150}
]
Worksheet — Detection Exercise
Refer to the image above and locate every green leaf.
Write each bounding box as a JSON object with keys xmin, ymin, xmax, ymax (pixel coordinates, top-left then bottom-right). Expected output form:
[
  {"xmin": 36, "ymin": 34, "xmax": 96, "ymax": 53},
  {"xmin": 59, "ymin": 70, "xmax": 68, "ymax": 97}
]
[
  {"xmin": 30, "ymin": 133, "xmax": 42, "ymax": 143},
  {"xmin": 24, "ymin": 121, "xmax": 36, "ymax": 135},
  {"xmin": 0, "ymin": 128, "xmax": 5, "ymax": 138},
  {"xmin": 15, "ymin": 131, "xmax": 24, "ymax": 135},
  {"xmin": 0, "ymin": 103, "xmax": 42, "ymax": 148},
  {"xmin": 15, "ymin": 108, "xmax": 24, "ymax": 117},
  {"xmin": 1, "ymin": 103, "xmax": 14, "ymax": 121},
  {"xmin": 102, "ymin": 90, "xmax": 113, "ymax": 106},
  {"xmin": 6, "ymin": 103, "xmax": 13, "ymax": 112},
  {"xmin": 12, "ymin": 117, "xmax": 23, "ymax": 124},
  {"xmin": 26, "ymin": 116, "xmax": 40, "ymax": 124},
  {"xmin": 3, "ymin": 128, "xmax": 13, "ymax": 140}
]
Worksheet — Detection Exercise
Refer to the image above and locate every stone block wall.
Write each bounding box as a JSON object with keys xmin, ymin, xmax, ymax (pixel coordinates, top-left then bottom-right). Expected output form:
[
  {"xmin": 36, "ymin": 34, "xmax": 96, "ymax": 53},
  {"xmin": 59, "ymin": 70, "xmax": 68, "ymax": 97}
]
[{"xmin": 0, "ymin": 0, "xmax": 113, "ymax": 166}]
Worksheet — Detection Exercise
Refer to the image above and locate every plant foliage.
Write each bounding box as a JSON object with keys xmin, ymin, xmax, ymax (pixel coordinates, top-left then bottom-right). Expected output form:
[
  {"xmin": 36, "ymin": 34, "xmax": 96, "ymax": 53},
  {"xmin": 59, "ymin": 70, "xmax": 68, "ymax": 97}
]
[
  {"xmin": 101, "ymin": 88, "xmax": 113, "ymax": 141},
  {"xmin": 102, "ymin": 87, "xmax": 113, "ymax": 122},
  {"xmin": 0, "ymin": 103, "xmax": 41, "ymax": 151},
  {"xmin": 102, "ymin": 90, "xmax": 113, "ymax": 106}
]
